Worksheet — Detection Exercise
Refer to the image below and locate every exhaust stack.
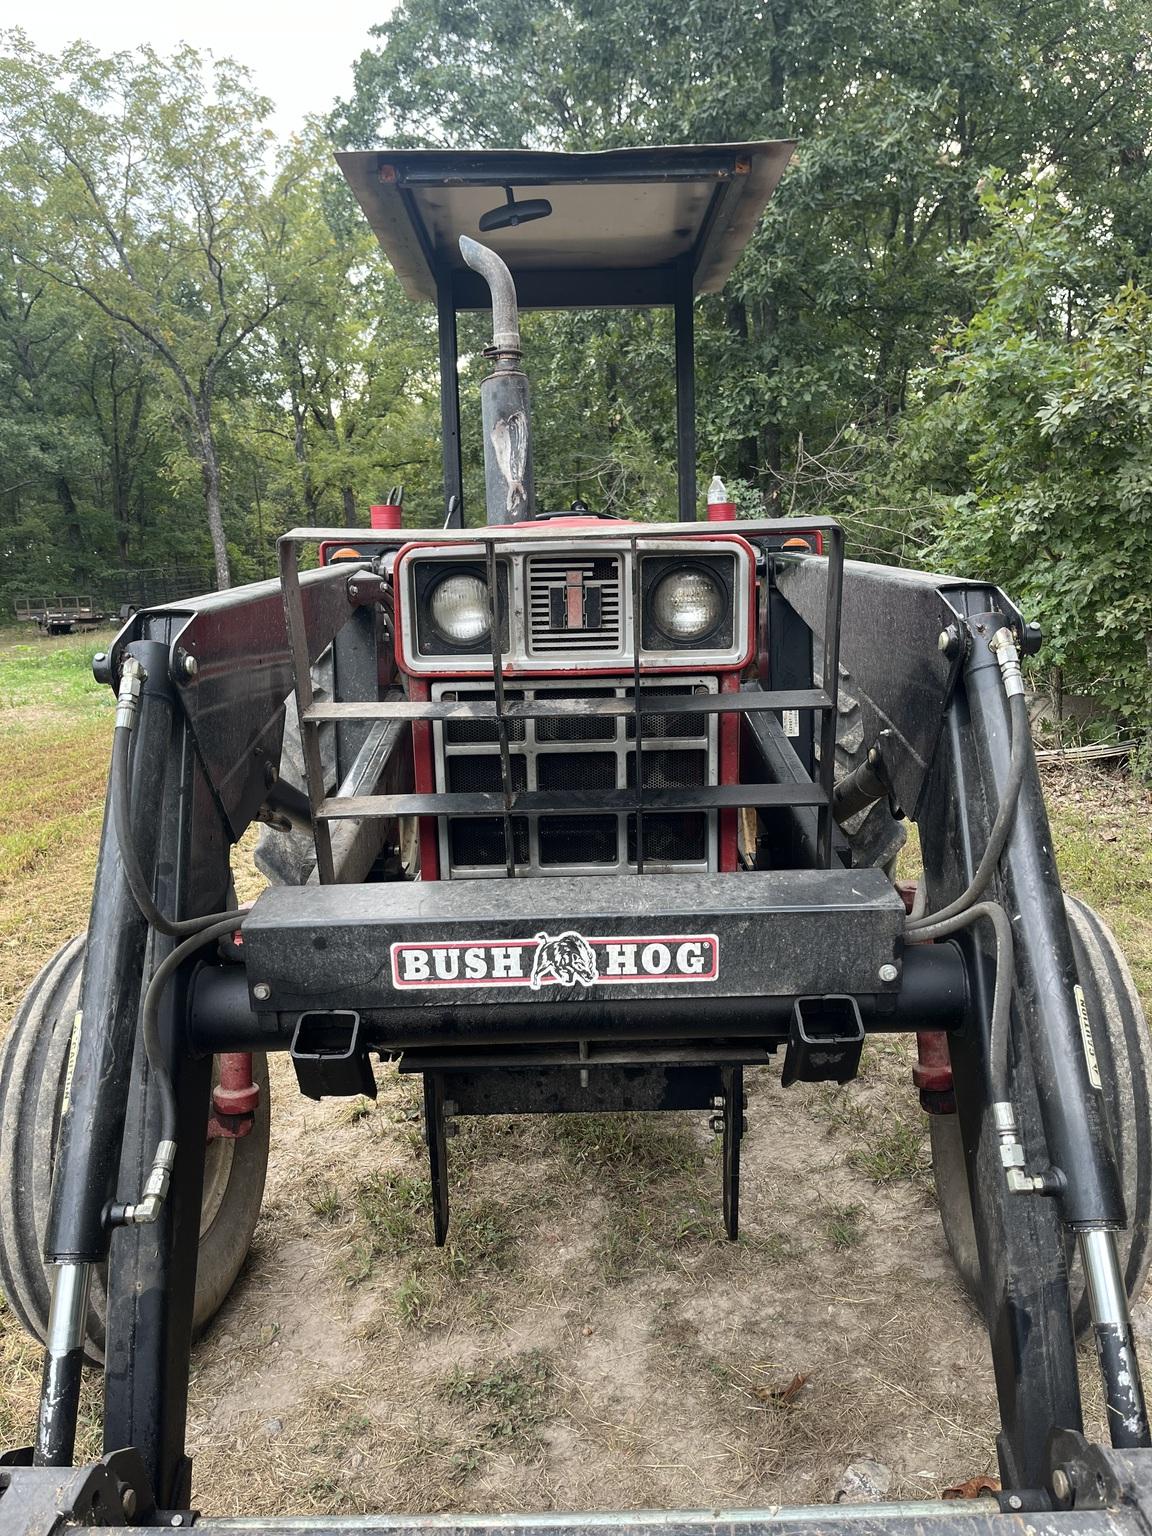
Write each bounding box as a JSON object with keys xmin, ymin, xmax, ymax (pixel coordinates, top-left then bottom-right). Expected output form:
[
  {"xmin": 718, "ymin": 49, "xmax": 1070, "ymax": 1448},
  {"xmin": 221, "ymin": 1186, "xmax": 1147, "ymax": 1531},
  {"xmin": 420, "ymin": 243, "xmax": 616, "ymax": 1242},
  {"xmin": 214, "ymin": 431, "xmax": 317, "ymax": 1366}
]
[{"xmin": 459, "ymin": 235, "xmax": 535, "ymax": 525}]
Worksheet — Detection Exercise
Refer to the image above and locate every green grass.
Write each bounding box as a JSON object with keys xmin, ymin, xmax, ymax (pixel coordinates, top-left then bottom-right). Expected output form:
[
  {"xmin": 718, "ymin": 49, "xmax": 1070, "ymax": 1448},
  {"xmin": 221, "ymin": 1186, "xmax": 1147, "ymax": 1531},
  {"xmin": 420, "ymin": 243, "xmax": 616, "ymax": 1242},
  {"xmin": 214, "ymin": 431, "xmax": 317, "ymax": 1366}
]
[
  {"xmin": 848, "ymin": 1117, "xmax": 929, "ymax": 1185},
  {"xmin": 345, "ymin": 1169, "xmax": 517, "ymax": 1325},
  {"xmin": 0, "ymin": 630, "xmax": 116, "ymax": 716},
  {"xmin": 307, "ymin": 1180, "xmax": 344, "ymax": 1221},
  {"xmin": 1048, "ymin": 795, "xmax": 1152, "ymax": 1010},
  {"xmin": 824, "ymin": 1201, "xmax": 865, "ymax": 1250},
  {"xmin": 441, "ymin": 1350, "xmax": 553, "ymax": 1446},
  {"xmin": 548, "ymin": 1112, "xmax": 705, "ymax": 1178}
]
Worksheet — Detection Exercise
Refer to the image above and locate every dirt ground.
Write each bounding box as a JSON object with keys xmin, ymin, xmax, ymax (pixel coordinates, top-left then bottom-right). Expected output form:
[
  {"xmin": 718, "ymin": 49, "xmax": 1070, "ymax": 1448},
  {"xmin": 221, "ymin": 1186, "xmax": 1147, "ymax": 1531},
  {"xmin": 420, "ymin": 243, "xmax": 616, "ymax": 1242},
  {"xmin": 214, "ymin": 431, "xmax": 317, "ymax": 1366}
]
[{"xmin": 1, "ymin": 631, "xmax": 1148, "ymax": 1513}]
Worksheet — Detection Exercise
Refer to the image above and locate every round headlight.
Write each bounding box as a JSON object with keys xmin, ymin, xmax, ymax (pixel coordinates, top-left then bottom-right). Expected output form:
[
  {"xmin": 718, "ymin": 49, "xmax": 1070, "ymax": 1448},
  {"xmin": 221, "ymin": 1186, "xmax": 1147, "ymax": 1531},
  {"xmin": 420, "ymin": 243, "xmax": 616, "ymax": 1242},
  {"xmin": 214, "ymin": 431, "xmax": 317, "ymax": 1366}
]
[
  {"xmin": 428, "ymin": 572, "xmax": 491, "ymax": 645},
  {"xmin": 650, "ymin": 567, "xmax": 724, "ymax": 642}
]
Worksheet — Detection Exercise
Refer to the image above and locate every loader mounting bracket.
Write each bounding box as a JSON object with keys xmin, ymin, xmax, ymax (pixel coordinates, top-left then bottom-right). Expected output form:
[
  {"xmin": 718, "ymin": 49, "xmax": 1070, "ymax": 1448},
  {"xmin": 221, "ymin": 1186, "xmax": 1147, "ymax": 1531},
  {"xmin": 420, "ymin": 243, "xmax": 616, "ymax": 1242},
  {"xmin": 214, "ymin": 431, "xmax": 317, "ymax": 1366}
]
[{"xmin": 0, "ymin": 1449, "xmax": 156, "ymax": 1536}]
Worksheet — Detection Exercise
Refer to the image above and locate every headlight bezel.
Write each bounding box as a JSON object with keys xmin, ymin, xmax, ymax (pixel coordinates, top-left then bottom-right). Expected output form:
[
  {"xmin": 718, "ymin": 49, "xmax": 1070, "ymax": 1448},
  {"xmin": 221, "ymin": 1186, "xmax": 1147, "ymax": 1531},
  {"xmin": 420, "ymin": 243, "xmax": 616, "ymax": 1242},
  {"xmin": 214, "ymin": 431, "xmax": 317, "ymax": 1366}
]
[
  {"xmin": 412, "ymin": 560, "xmax": 509, "ymax": 657},
  {"xmin": 640, "ymin": 554, "xmax": 735, "ymax": 651},
  {"xmin": 396, "ymin": 536, "xmax": 753, "ymax": 674}
]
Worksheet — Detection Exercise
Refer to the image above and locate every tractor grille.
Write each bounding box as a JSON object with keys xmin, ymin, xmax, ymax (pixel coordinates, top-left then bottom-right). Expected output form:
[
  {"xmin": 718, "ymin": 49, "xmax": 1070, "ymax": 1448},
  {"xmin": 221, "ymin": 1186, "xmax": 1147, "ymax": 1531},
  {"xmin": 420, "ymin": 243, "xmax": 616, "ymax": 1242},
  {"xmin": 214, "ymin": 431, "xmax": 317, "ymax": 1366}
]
[
  {"xmin": 433, "ymin": 676, "xmax": 718, "ymax": 877},
  {"xmin": 526, "ymin": 556, "xmax": 623, "ymax": 655}
]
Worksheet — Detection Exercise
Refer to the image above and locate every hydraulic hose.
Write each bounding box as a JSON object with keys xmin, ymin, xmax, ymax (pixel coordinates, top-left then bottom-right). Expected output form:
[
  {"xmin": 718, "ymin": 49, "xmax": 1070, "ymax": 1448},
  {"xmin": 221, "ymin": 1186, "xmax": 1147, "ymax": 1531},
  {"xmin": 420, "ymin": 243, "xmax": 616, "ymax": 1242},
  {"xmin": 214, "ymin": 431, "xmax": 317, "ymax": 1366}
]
[
  {"xmin": 911, "ymin": 899, "xmax": 1015, "ymax": 1104},
  {"xmin": 111, "ymin": 711, "xmax": 244, "ymax": 938},
  {"xmin": 106, "ymin": 655, "xmax": 247, "ymax": 1226},
  {"xmin": 908, "ymin": 684, "xmax": 1029, "ymax": 933},
  {"xmin": 106, "ymin": 915, "xmax": 242, "ymax": 1228},
  {"xmin": 906, "ymin": 626, "xmax": 1061, "ymax": 1193}
]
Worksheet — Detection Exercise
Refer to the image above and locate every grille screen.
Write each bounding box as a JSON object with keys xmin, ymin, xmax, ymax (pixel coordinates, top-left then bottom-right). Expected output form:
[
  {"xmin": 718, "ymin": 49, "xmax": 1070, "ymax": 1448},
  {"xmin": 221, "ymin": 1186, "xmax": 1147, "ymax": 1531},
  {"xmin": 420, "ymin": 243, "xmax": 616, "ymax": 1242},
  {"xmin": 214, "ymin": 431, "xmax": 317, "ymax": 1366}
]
[
  {"xmin": 447, "ymin": 754, "xmax": 527, "ymax": 793},
  {"xmin": 540, "ymin": 815, "xmax": 617, "ymax": 865},
  {"xmin": 527, "ymin": 556, "xmax": 622, "ymax": 654},
  {"xmin": 537, "ymin": 753, "xmax": 617, "ymax": 791},
  {"xmin": 449, "ymin": 816, "xmax": 529, "ymax": 867},
  {"xmin": 536, "ymin": 688, "xmax": 616, "ymax": 743},
  {"xmin": 624, "ymin": 685, "xmax": 706, "ymax": 740},
  {"xmin": 433, "ymin": 677, "xmax": 718, "ymax": 876},
  {"xmin": 628, "ymin": 813, "xmax": 708, "ymax": 863},
  {"xmin": 627, "ymin": 750, "xmax": 708, "ymax": 790},
  {"xmin": 444, "ymin": 689, "xmax": 526, "ymax": 745}
]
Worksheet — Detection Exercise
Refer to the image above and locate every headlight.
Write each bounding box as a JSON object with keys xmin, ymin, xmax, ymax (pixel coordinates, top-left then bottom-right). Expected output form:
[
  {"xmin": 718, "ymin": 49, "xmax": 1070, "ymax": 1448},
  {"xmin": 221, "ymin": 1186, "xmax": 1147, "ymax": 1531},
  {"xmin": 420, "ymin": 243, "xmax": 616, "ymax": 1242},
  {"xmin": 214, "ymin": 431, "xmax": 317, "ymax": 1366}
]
[
  {"xmin": 428, "ymin": 572, "xmax": 491, "ymax": 645},
  {"xmin": 650, "ymin": 566, "xmax": 724, "ymax": 642}
]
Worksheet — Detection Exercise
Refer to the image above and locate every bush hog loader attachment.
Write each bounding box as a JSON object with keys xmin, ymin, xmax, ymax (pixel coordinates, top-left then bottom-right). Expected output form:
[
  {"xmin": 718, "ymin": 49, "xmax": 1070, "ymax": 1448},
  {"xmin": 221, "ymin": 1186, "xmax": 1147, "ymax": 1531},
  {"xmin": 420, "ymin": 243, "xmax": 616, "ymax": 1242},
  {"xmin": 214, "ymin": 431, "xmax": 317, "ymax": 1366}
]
[{"xmin": 5, "ymin": 141, "xmax": 1152, "ymax": 1536}]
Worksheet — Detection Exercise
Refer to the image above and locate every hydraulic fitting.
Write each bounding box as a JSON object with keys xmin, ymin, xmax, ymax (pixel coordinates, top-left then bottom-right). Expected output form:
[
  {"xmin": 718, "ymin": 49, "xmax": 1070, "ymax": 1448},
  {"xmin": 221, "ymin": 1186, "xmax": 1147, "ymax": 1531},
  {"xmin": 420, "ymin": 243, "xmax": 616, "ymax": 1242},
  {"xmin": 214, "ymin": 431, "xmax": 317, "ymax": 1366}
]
[
  {"xmin": 994, "ymin": 1101, "xmax": 1064, "ymax": 1195},
  {"xmin": 106, "ymin": 1139, "xmax": 176, "ymax": 1226},
  {"xmin": 113, "ymin": 655, "xmax": 147, "ymax": 731},
  {"xmin": 989, "ymin": 627, "xmax": 1025, "ymax": 699}
]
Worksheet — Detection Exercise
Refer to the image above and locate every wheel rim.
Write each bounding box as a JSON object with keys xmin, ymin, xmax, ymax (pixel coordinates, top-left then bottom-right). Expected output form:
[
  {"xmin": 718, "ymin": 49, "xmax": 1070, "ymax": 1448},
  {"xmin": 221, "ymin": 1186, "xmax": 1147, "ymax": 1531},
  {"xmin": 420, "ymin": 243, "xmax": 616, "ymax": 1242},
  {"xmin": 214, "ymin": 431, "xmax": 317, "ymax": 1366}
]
[{"xmin": 200, "ymin": 1131, "xmax": 236, "ymax": 1240}]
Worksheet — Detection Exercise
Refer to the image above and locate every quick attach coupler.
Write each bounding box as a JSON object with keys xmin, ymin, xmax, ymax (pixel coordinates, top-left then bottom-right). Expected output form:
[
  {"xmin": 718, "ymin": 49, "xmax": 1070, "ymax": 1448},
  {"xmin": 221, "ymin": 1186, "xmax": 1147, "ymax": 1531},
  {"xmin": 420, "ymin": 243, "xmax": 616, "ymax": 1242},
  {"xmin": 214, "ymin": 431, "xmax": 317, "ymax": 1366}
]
[
  {"xmin": 114, "ymin": 654, "xmax": 147, "ymax": 731},
  {"xmin": 993, "ymin": 1102, "xmax": 1064, "ymax": 1196}
]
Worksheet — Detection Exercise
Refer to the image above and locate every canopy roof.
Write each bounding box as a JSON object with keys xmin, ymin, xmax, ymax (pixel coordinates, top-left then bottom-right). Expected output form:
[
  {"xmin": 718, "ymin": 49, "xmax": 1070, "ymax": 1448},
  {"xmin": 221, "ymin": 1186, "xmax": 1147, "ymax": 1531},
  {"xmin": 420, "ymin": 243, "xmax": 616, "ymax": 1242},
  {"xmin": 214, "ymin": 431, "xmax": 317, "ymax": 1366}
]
[{"xmin": 336, "ymin": 142, "xmax": 795, "ymax": 310}]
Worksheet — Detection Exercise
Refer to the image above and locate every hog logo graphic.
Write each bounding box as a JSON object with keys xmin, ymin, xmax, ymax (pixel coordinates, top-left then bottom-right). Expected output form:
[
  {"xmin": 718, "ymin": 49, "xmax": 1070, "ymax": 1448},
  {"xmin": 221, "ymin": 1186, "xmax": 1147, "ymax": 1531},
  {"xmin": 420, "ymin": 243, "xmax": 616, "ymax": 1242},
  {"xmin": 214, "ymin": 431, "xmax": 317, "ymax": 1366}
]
[{"xmin": 529, "ymin": 930, "xmax": 600, "ymax": 990}]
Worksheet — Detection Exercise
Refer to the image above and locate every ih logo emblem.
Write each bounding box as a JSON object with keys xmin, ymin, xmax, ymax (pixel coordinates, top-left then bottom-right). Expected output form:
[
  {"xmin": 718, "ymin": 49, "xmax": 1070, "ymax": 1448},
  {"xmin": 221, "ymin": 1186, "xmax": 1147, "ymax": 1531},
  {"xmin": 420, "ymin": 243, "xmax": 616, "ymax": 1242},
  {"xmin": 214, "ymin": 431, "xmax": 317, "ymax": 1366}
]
[
  {"xmin": 390, "ymin": 930, "xmax": 719, "ymax": 989},
  {"xmin": 549, "ymin": 569, "xmax": 602, "ymax": 632}
]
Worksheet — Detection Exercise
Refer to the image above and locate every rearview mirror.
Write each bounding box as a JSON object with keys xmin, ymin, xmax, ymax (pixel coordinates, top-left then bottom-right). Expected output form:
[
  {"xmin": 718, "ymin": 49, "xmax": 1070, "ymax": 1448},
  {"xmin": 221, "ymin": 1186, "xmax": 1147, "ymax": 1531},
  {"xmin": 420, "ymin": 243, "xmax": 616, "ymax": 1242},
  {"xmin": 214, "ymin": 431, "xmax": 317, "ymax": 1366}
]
[{"xmin": 479, "ymin": 186, "xmax": 553, "ymax": 232}]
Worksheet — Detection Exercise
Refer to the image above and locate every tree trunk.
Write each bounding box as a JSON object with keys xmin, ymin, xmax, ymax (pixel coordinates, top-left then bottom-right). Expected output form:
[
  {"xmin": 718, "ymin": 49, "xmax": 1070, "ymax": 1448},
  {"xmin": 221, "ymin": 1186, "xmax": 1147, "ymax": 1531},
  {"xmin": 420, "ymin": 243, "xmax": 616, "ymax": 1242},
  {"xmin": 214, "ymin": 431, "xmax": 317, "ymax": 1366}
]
[
  {"xmin": 195, "ymin": 406, "xmax": 231, "ymax": 590},
  {"xmin": 56, "ymin": 476, "xmax": 84, "ymax": 550},
  {"xmin": 341, "ymin": 485, "xmax": 357, "ymax": 528}
]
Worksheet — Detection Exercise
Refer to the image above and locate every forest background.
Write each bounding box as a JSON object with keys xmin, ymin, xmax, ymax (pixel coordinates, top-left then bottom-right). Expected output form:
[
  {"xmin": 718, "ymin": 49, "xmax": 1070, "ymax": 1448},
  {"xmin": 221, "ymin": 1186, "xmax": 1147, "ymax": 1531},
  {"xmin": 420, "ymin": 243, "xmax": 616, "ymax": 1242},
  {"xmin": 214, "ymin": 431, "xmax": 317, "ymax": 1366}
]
[{"xmin": 1, "ymin": 2, "xmax": 1150, "ymax": 743}]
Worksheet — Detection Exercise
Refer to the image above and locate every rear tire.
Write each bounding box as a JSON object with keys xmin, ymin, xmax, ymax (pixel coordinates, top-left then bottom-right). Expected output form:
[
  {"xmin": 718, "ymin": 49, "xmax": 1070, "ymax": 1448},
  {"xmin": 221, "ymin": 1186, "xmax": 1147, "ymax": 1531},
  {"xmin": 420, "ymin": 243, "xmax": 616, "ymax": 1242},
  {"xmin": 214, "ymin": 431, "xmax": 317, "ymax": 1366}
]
[
  {"xmin": 931, "ymin": 895, "xmax": 1152, "ymax": 1333},
  {"xmin": 0, "ymin": 934, "xmax": 269, "ymax": 1364}
]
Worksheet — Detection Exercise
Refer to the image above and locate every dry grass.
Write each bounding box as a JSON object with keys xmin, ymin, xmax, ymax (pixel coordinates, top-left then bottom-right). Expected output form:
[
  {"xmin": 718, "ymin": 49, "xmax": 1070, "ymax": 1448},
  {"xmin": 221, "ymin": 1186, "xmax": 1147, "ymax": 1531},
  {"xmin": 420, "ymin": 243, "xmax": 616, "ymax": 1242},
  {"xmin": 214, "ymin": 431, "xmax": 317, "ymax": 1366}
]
[{"xmin": 0, "ymin": 629, "xmax": 1147, "ymax": 1512}]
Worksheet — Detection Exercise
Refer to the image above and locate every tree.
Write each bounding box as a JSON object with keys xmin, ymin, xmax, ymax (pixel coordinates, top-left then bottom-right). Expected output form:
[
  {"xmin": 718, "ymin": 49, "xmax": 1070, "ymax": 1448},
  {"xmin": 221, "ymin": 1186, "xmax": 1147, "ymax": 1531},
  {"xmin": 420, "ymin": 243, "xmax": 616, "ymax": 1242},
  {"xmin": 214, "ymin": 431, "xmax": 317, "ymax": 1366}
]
[
  {"xmin": 868, "ymin": 180, "xmax": 1152, "ymax": 742},
  {"xmin": 333, "ymin": 0, "xmax": 1152, "ymax": 507},
  {"xmin": 250, "ymin": 137, "xmax": 441, "ymax": 529},
  {"xmin": 0, "ymin": 33, "xmax": 314, "ymax": 587}
]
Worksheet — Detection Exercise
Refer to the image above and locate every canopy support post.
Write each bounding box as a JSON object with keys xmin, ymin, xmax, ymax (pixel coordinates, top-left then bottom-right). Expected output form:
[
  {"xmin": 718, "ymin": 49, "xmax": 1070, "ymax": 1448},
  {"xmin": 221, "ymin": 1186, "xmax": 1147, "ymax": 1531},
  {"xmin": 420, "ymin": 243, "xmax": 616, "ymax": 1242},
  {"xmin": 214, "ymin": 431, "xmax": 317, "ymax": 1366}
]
[
  {"xmin": 674, "ymin": 256, "xmax": 697, "ymax": 522},
  {"xmin": 437, "ymin": 278, "xmax": 464, "ymax": 526}
]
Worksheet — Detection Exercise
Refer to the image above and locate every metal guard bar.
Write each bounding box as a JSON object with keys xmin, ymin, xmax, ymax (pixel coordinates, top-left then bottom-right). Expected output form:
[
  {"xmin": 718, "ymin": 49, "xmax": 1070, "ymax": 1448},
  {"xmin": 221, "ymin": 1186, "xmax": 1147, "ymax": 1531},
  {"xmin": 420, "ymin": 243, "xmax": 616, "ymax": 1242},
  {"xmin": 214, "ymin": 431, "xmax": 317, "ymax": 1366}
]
[{"xmin": 278, "ymin": 521, "xmax": 845, "ymax": 881}]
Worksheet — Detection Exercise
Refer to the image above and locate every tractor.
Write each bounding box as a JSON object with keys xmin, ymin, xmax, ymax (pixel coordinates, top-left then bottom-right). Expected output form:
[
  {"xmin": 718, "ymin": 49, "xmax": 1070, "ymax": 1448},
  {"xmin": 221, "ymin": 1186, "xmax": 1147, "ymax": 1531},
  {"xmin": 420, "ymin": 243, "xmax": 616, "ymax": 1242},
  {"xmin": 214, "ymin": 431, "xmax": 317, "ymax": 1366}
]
[{"xmin": 3, "ymin": 140, "xmax": 1152, "ymax": 1536}]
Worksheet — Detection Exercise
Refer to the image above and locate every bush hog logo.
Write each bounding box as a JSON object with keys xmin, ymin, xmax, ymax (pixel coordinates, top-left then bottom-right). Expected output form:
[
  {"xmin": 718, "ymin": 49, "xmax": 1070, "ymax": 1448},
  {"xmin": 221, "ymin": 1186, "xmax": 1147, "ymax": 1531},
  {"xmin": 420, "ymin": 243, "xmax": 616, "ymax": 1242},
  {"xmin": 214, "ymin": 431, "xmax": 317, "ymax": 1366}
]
[
  {"xmin": 530, "ymin": 931, "xmax": 599, "ymax": 989},
  {"xmin": 390, "ymin": 929, "xmax": 719, "ymax": 989}
]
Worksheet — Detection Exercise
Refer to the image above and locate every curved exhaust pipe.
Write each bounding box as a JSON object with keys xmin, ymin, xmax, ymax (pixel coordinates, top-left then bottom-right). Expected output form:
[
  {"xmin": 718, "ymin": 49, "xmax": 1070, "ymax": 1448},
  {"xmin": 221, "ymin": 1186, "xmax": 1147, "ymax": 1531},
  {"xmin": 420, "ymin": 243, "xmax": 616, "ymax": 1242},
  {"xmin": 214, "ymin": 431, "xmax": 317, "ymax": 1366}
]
[{"xmin": 459, "ymin": 235, "xmax": 535, "ymax": 524}]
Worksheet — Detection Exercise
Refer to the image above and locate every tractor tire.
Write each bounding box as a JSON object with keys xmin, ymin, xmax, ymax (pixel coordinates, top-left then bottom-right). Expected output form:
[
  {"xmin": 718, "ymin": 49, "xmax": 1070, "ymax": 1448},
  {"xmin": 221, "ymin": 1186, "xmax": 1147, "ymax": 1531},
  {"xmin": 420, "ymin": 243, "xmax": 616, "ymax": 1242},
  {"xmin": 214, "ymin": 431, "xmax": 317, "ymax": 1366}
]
[
  {"xmin": 0, "ymin": 934, "xmax": 269, "ymax": 1365},
  {"xmin": 931, "ymin": 895, "xmax": 1152, "ymax": 1334},
  {"xmin": 814, "ymin": 652, "xmax": 906, "ymax": 871}
]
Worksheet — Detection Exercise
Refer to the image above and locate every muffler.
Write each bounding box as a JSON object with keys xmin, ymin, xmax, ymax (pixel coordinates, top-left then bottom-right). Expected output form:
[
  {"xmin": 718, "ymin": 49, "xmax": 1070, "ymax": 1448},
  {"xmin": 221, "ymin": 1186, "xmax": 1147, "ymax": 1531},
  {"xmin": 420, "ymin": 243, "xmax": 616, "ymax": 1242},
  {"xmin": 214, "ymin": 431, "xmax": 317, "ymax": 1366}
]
[{"xmin": 459, "ymin": 235, "xmax": 535, "ymax": 524}]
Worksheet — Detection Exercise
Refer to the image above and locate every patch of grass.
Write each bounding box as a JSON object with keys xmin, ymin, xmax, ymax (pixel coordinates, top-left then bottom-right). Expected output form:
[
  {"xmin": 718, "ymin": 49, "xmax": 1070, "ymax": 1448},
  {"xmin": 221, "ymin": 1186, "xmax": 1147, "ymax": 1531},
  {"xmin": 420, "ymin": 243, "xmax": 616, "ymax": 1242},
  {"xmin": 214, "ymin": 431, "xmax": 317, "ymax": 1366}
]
[
  {"xmin": 544, "ymin": 1113, "xmax": 740, "ymax": 1280},
  {"xmin": 549, "ymin": 1112, "xmax": 703, "ymax": 1179},
  {"xmin": 345, "ymin": 1171, "xmax": 517, "ymax": 1326},
  {"xmin": 441, "ymin": 1350, "xmax": 554, "ymax": 1447},
  {"xmin": 394, "ymin": 1274, "xmax": 435, "ymax": 1326},
  {"xmin": 1043, "ymin": 767, "xmax": 1152, "ymax": 1010},
  {"xmin": 848, "ymin": 1116, "xmax": 928, "ymax": 1185},
  {"xmin": 442, "ymin": 1197, "xmax": 516, "ymax": 1277},
  {"xmin": 307, "ymin": 1180, "xmax": 344, "ymax": 1222},
  {"xmin": 338, "ymin": 1097, "xmax": 377, "ymax": 1125},
  {"xmin": 0, "ymin": 631, "xmax": 116, "ymax": 715},
  {"xmin": 347, "ymin": 1171, "xmax": 429, "ymax": 1276},
  {"xmin": 824, "ymin": 1201, "xmax": 865, "ymax": 1250}
]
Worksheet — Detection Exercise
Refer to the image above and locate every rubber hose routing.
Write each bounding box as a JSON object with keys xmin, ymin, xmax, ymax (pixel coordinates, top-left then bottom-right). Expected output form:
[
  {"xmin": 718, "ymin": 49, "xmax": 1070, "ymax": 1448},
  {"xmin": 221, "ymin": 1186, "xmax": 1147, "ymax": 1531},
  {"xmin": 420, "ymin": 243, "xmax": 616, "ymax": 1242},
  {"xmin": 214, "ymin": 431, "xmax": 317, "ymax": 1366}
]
[
  {"xmin": 912, "ymin": 900, "xmax": 1015, "ymax": 1105},
  {"xmin": 908, "ymin": 689, "xmax": 1030, "ymax": 934},
  {"xmin": 111, "ymin": 723, "xmax": 245, "ymax": 940},
  {"xmin": 105, "ymin": 915, "xmax": 244, "ymax": 1228}
]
